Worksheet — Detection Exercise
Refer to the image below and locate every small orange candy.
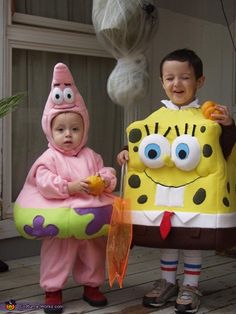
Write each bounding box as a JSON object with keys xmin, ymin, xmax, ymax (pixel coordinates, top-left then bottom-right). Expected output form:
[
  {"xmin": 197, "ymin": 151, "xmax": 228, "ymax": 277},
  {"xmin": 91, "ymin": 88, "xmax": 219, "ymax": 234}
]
[
  {"xmin": 201, "ymin": 100, "xmax": 221, "ymax": 120},
  {"xmin": 87, "ymin": 175, "xmax": 105, "ymax": 196}
]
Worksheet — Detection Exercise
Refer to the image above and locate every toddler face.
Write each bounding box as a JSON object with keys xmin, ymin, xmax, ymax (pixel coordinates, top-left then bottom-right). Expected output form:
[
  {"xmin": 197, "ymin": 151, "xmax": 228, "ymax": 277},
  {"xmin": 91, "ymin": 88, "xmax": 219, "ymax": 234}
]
[
  {"xmin": 161, "ymin": 60, "xmax": 204, "ymax": 107},
  {"xmin": 51, "ymin": 112, "xmax": 84, "ymax": 151}
]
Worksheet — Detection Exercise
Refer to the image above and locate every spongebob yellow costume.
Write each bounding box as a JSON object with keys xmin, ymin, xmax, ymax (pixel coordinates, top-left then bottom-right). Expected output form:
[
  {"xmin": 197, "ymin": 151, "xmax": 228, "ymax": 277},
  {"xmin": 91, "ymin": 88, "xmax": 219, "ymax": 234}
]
[{"xmin": 125, "ymin": 105, "xmax": 236, "ymax": 250}]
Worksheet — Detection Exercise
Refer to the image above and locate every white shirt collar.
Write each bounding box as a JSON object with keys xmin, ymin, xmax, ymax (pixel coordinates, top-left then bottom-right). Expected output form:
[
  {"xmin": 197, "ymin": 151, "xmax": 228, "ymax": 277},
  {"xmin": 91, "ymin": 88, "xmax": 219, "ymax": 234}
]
[{"xmin": 161, "ymin": 99, "xmax": 200, "ymax": 110}]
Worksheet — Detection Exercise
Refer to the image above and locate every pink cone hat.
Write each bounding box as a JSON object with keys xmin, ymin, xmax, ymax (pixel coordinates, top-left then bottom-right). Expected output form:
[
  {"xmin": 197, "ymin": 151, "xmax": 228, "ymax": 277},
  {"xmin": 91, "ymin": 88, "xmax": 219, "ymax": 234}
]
[{"xmin": 41, "ymin": 63, "xmax": 89, "ymax": 155}]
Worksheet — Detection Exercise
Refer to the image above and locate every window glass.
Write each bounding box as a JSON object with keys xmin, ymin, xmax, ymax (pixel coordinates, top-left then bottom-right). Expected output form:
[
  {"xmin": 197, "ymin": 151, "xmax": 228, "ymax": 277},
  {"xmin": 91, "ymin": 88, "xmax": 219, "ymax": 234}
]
[{"xmin": 13, "ymin": 0, "xmax": 93, "ymax": 24}]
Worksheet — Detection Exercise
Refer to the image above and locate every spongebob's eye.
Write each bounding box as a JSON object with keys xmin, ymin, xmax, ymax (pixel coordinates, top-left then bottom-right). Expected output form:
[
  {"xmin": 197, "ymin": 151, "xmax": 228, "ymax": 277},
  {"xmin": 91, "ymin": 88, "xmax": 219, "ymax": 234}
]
[
  {"xmin": 172, "ymin": 135, "xmax": 200, "ymax": 171},
  {"xmin": 139, "ymin": 134, "xmax": 170, "ymax": 168},
  {"xmin": 63, "ymin": 88, "xmax": 74, "ymax": 103},
  {"xmin": 52, "ymin": 87, "xmax": 63, "ymax": 105}
]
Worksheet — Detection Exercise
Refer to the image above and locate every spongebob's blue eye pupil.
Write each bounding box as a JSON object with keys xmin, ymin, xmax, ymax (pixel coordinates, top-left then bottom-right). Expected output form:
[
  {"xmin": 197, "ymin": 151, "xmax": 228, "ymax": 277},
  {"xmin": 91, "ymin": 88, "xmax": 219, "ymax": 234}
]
[
  {"xmin": 67, "ymin": 94, "xmax": 71, "ymax": 98},
  {"xmin": 55, "ymin": 94, "xmax": 60, "ymax": 99},
  {"xmin": 176, "ymin": 143, "xmax": 189, "ymax": 159},
  {"xmin": 148, "ymin": 149, "xmax": 157, "ymax": 159},
  {"xmin": 145, "ymin": 143, "xmax": 160, "ymax": 160},
  {"xmin": 179, "ymin": 150, "xmax": 187, "ymax": 159}
]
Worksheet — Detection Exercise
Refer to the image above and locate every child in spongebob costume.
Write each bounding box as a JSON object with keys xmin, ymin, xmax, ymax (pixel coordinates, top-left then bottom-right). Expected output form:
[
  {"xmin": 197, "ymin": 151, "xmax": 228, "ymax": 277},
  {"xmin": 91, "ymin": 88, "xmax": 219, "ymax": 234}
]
[
  {"xmin": 14, "ymin": 63, "xmax": 117, "ymax": 313},
  {"xmin": 116, "ymin": 49, "xmax": 236, "ymax": 313}
]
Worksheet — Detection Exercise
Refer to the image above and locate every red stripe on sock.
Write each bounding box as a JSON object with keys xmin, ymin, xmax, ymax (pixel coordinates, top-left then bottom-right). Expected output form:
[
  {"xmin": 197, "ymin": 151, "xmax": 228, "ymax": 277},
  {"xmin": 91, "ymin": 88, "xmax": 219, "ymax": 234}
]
[
  {"xmin": 161, "ymin": 266, "xmax": 177, "ymax": 272},
  {"xmin": 184, "ymin": 270, "xmax": 201, "ymax": 275}
]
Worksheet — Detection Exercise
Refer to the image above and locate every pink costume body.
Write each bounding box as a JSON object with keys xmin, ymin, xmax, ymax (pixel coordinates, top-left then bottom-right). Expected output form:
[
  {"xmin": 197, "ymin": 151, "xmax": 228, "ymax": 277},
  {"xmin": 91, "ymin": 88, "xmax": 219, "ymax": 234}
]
[{"xmin": 14, "ymin": 63, "xmax": 116, "ymax": 291}]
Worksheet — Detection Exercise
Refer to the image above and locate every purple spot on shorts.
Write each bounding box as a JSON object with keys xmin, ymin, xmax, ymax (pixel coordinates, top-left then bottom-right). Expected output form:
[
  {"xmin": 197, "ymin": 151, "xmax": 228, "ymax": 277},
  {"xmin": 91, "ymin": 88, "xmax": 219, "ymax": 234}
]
[
  {"xmin": 24, "ymin": 215, "xmax": 59, "ymax": 237},
  {"xmin": 74, "ymin": 205, "xmax": 112, "ymax": 235}
]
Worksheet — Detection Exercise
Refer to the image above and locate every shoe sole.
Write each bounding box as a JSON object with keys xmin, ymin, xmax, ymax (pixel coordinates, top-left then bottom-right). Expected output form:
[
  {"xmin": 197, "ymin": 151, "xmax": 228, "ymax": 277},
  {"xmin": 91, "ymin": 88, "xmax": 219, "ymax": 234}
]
[
  {"xmin": 143, "ymin": 295, "xmax": 177, "ymax": 308},
  {"xmin": 174, "ymin": 301, "xmax": 200, "ymax": 313},
  {"xmin": 83, "ymin": 295, "xmax": 107, "ymax": 307}
]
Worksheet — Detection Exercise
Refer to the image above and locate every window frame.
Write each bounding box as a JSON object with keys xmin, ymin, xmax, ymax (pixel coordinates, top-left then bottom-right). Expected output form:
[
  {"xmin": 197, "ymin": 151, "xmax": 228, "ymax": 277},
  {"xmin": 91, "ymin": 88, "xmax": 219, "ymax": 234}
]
[{"xmin": 0, "ymin": 0, "xmax": 111, "ymax": 239}]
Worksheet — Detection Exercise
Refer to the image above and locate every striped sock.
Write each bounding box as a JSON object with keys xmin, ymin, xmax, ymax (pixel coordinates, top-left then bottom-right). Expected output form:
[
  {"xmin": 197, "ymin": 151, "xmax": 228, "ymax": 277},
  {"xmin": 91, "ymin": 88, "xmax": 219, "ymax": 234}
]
[
  {"xmin": 160, "ymin": 249, "xmax": 178, "ymax": 284},
  {"xmin": 183, "ymin": 250, "xmax": 202, "ymax": 287}
]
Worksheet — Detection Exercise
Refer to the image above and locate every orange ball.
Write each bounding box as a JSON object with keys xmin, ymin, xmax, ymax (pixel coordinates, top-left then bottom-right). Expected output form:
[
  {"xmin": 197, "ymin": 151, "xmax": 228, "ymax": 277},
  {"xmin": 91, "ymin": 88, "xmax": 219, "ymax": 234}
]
[
  {"xmin": 87, "ymin": 175, "xmax": 105, "ymax": 196},
  {"xmin": 201, "ymin": 101, "xmax": 221, "ymax": 120}
]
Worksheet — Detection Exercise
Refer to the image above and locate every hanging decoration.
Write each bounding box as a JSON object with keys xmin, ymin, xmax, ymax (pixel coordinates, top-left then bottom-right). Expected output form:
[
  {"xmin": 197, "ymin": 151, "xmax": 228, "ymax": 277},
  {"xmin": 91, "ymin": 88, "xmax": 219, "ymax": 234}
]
[{"xmin": 92, "ymin": 0, "xmax": 158, "ymax": 107}]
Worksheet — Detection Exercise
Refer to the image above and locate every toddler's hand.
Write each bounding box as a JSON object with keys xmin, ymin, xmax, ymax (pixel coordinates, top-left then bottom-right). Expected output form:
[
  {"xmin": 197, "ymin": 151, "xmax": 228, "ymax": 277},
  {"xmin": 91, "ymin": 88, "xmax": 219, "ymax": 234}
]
[
  {"xmin": 211, "ymin": 104, "xmax": 233, "ymax": 126},
  {"xmin": 68, "ymin": 179, "xmax": 89, "ymax": 195},
  {"xmin": 103, "ymin": 177, "xmax": 111, "ymax": 188},
  {"xmin": 117, "ymin": 150, "xmax": 129, "ymax": 166}
]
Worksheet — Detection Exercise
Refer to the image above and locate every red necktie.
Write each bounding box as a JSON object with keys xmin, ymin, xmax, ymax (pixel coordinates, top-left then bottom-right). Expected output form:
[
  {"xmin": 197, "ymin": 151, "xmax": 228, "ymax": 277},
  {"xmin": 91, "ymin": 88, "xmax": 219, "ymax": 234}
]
[{"xmin": 160, "ymin": 211, "xmax": 174, "ymax": 240}]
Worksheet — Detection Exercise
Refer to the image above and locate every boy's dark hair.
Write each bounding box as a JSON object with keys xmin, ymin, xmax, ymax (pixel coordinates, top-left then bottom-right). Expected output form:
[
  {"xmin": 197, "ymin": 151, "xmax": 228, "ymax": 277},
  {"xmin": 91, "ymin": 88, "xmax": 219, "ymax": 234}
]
[{"xmin": 160, "ymin": 48, "xmax": 203, "ymax": 80}]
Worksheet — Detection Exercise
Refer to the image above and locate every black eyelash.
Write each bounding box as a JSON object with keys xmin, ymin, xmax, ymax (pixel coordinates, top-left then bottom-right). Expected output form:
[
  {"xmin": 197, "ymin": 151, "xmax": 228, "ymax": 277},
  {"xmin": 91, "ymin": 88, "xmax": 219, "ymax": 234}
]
[
  {"xmin": 192, "ymin": 124, "xmax": 196, "ymax": 136},
  {"xmin": 154, "ymin": 122, "xmax": 158, "ymax": 134},
  {"xmin": 145, "ymin": 124, "xmax": 150, "ymax": 135},
  {"xmin": 175, "ymin": 125, "xmax": 180, "ymax": 136},
  {"xmin": 185, "ymin": 123, "xmax": 188, "ymax": 134},
  {"xmin": 163, "ymin": 127, "xmax": 171, "ymax": 137}
]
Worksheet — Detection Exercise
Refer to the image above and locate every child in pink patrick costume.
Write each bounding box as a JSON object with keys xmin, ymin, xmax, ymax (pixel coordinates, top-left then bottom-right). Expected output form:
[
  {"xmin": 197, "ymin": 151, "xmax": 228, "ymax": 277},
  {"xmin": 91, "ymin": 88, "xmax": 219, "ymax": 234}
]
[{"xmin": 15, "ymin": 63, "xmax": 117, "ymax": 313}]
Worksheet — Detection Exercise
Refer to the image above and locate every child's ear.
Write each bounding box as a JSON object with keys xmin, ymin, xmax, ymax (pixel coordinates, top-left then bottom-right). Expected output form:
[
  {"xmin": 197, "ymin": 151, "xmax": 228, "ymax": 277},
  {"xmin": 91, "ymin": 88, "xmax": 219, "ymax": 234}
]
[{"xmin": 197, "ymin": 75, "xmax": 205, "ymax": 89}]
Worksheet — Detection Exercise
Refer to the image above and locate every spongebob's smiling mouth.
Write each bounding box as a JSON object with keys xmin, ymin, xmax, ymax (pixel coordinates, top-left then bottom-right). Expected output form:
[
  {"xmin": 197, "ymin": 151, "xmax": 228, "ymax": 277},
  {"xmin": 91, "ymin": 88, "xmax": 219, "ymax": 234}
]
[
  {"xmin": 144, "ymin": 170, "xmax": 201, "ymax": 207},
  {"xmin": 144, "ymin": 170, "xmax": 200, "ymax": 188}
]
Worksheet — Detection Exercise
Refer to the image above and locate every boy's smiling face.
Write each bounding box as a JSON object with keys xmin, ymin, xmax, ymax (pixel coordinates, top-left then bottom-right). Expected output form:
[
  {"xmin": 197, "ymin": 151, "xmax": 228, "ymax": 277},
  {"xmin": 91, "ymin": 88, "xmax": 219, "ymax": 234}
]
[{"xmin": 161, "ymin": 60, "xmax": 205, "ymax": 107}]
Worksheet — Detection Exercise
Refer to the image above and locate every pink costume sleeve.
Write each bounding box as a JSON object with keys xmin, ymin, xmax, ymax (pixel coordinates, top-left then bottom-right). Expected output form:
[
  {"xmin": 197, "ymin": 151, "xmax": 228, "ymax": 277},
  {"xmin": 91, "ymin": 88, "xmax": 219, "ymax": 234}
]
[
  {"xmin": 35, "ymin": 165, "xmax": 70, "ymax": 199},
  {"xmin": 99, "ymin": 167, "xmax": 117, "ymax": 192},
  {"xmin": 93, "ymin": 153, "xmax": 117, "ymax": 193}
]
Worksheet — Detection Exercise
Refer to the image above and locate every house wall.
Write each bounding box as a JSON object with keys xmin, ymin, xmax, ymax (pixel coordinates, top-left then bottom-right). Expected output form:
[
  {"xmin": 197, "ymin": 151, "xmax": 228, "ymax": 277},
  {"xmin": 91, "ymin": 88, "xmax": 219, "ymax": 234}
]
[
  {"xmin": 132, "ymin": 7, "xmax": 235, "ymax": 124},
  {"xmin": 0, "ymin": 5, "xmax": 235, "ymax": 260}
]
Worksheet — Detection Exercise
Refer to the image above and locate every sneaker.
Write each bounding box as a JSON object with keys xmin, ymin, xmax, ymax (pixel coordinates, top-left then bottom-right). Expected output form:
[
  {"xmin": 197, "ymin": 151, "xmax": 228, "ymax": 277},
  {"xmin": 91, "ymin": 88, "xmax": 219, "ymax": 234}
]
[
  {"xmin": 174, "ymin": 284, "xmax": 202, "ymax": 313},
  {"xmin": 143, "ymin": 279, "xmax": 178, "ymax": 307},
  {"xmin": 83, "ymin": 286, "xmax": 107, "ymax": 307},
  {"xmin": 44, "ymin": 290, "xmax": 63, "ymax": 313}
]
